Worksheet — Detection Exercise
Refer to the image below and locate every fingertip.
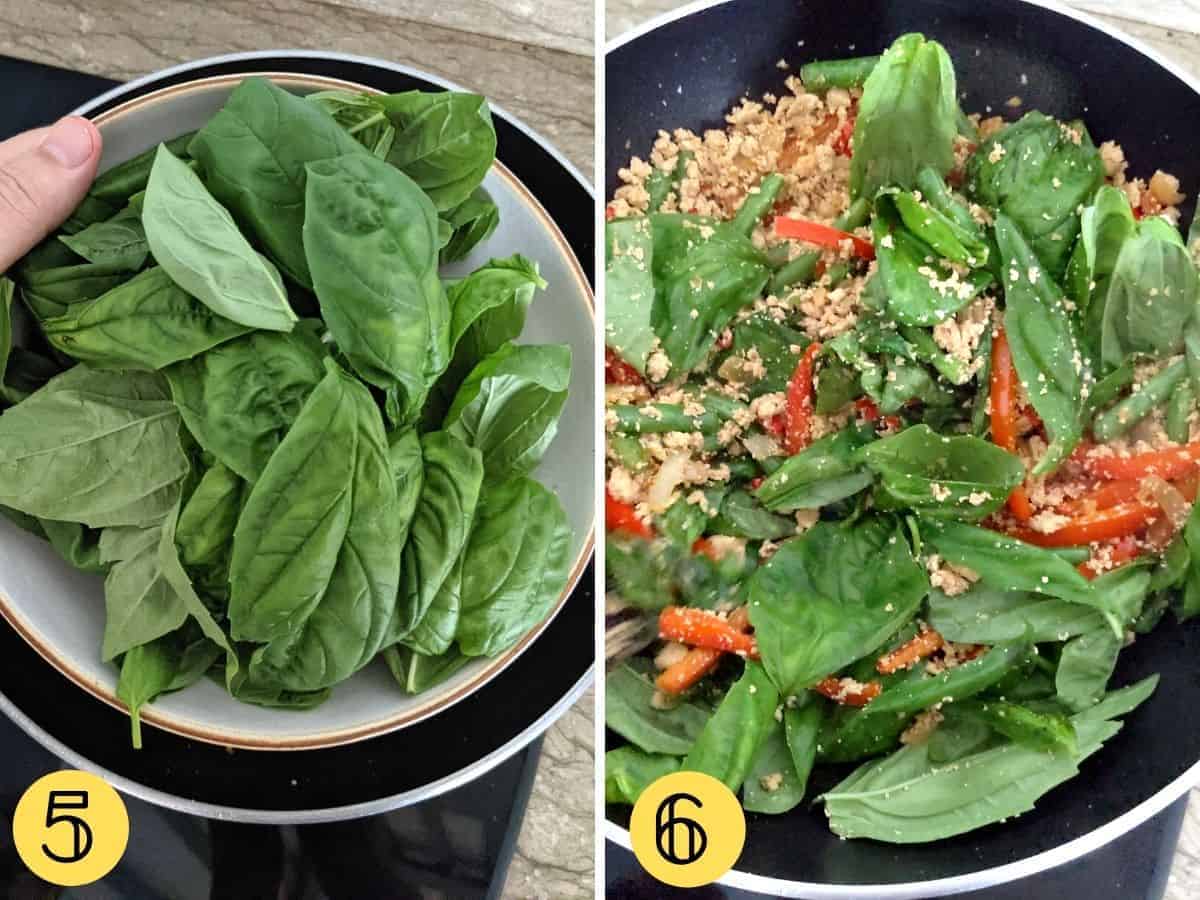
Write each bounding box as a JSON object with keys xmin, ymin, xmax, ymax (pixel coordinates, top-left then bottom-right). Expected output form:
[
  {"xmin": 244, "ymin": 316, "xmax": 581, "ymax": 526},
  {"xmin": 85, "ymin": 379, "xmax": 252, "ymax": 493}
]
[{"xmin": 41, "ymin": 116, "xmax": 101, "ymax": 170}]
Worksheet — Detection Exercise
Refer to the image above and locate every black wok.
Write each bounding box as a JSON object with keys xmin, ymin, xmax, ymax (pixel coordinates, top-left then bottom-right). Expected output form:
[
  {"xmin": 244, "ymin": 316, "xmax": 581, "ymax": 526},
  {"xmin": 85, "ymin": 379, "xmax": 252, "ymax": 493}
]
[{"xmin": 605, "ymin": 1, "xmax": 1200, "ymax": 894}]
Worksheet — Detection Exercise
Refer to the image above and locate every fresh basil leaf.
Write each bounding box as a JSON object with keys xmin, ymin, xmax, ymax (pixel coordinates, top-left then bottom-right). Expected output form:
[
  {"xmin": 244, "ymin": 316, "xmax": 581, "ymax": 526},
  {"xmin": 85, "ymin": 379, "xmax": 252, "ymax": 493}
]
[
  {"xmin": 927, "ymin": 584, "xmax": 1106, "ymax": 643},
  {"xmin": 19, "ymin": 259, "xmax": 136, "ymax": 318},
  {"xmin": 995, "ymin": 213, "xmax": 1086, "ymax": 474},
  {"xmin": 42, "ymin": 267, "xmax": 252, "ymax": 370},
  {"xmin": 857, "ymin": 425, "xmax": 1025, "ymax": 521},
  {"xmin": 711, "ymin": 489, "xmax": 795, "ymax": 540},
  {"xmin": 0, "ymin": 366, "xmax": 186, "ymax": 527},
  {"xmin": 391, "ymin": 431, "xmax": 483, "ymax": 642},
  {"xmin": 444, "ymin": 342, "xmax": 570, "ymax": 480},
  {"xmin": 117, "ymin": 629, "xmax": 220, "ymax": 748},
  {"xmin": 684, "ymin": 662, "xmax": 779, "ymax": 791},
  {"xmin": 1100, "ymin": 219, "xmax": 1199, "ymax": 368},
  {"xmin": 166, "ymin": 328, "xmax": 326, "ymax": 483},
  {"xmin": 60, "ymin": 214, "xmax": 148, "ymax": 271},
  {"xmin": 40, "ymin": 519, "xmax": 105, "ymax": 574},
  {"xmin": 188, "ymin": 77, "xmax": 367, "ymax": 287},
  {"xmin": 748, "ymin": 515, "xmax": 927, "ymax": 695},
  {"xmin": 404, "ymin": 554, "xmax": 464, "ymax": 656},
  {"xmin": 143, "ymin": 145, "xmax": 297, "ymax": 331},
  {"xmin": 457, "ymin": 475, "xmax": 571, "ymax": 657},
  {"xmin": 966, "ymin": 111, "xmax": 1104, "ymax": 278},
  {"xmin": 383, "ymin": 644, "xmax": 473, "ymax": 695},
  {"xmin": 606, "ymin": 746, "xmax": 681, "ymax": 805},
  {"xmin": 754, "ymin": 425, "xmax": 876, "ymax": 512},
  {"xmin": 101, "ymin": 521, "xmax": 189, "ymax": 662},
  {"xmin": 175, "ymin": 461, "xmax": 243, "ymax": 568},
  {"xmin": 1056, "ymin": 625, "xmax": 1122, "ymax": 712},
  {"xmin": 303, "ymin": 151, "xmax": 449, "ymax": 425},
  {"xmin": 851, "ymin": 33, "xmax": 958, "ymax": 201},
  {"xmin": 87, "ymin": 131, "xmax": 195, "ymax": 213},
  {"xmin": 440, "ymin": 187, "xmax": 500, "ymax": 264},
  {"xmin": 649, "ymin": 214, "xmax": 771, "ymax": 373},
  {"xmin": 605, "ymin": 216, "xmax": 656, "ymax": 375},
  {"xmin": 742, "ymin": 718, "xmax": 805, "ymax": 814},
  {"xmin": 229, "ymin": 360, "xmax": 402, "ymax": 691},
  {"xmin": 378, "ymin": 90, "xmax": 497, "ymax": 212},
  {"xmin": 605, "ymin": 661, "xmax": 713, "ymax": 756},
  {"xmin": 306, "ymin": 90, "xmax": 395, "ymax": 158}
]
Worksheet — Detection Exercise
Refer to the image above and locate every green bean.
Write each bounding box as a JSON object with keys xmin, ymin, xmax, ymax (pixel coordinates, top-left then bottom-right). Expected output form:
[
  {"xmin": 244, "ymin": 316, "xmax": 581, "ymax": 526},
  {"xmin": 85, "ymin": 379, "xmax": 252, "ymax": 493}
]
[
  {"xmin": 1168, "ymin": 382, "xmax": 1195, "ymax": 444},
  {"xmin": 725, "ymin": 458, "xmax": 762, "ymax": 481},
  {"xmin": 823, "ymin": 261, "xmax": 851, "ymax": 287},
  {"xmin": 1049, "ymin": 546, "xmax": 1091, "ymax": 565},
  {"xmin": 1086, "ymin": 362, "xmax": 1134, "ymax": 417},
  {"xmin": 731, "ymin": 173, "xmax": 785, "ymax": 237},
  {"xmin": 609, "ymin": 394, "xmax": 747, "ymax": 435},
  {"xmin": 644, "ymin": 149, "xmax": 694, "ymax": 212},
  {"xmin": 898, "ymin": 324, "xmax": 972, "ymax": 385},
  {"xmin": 799, "ymin": 55, "xmax": 880, "ymax": 92},
  {"xmin": 1093, "ymin": 359, "xmax": 1187, "ymax": 442},
  {"xmin": 767, "ymin": 197, "xmax": 871, "ymax": 295},
  {"xmin": 1186, "ymin": 318, "xmax": 1200, "ymax": 398},
  {"xmin": 609, "ymin": 434, "xmax": 649, "ymax": 471}
]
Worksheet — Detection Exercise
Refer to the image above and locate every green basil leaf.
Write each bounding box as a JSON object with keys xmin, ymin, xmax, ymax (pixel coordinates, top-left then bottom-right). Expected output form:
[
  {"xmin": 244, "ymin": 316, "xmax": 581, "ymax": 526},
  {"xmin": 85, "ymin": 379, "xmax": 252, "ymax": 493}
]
[
  {"xmin": 605, "ymin": 217, "xmax": 657, "ymax": 375},
  {"xmin": 40, "ymin": 519, "xmax": 106, "ymax": 574},
  {"xmin": 1055, "ymin": 625, "xmax": 1122, "ymax": 712},
  {"xmin": 306, "ymin": 90, "xmax": 395, "ymax": 158},
  {"xmin": 383, "ymin": 644, "xmax": 473, "ymax": 695},
  {"xmin": 1067, "ymin": 184, "xmax": 1136, "ymax": 320},
  {"xmin": 684, "ymin": 662, "xmax": 779, "ymax": 790},
  {"xmin": 175, "ymin": 461, "xmax": 243, "ymax": 568},
  {"xmin": 42, "ymin": 267, "xmax": 252, "ymax": 370},
  {"xmin": 966, "ymin": 111, "xmax": 1104, "ymax": 279},
  {"xmin": 457, "ymin": 475, "xmax": 572, "ymax": 657},
  {"xmin": 391, "ymin": 431, "xmax": 483, "ymax": 642},
  {"xmin": 303, "ymin": 152, "xmax": 449, "ymax": 425},
  {"xmin": 166, "ymin": 328, "xmax": 326, "ymax": 482},
  {"xmin": 857, "ymin": 425, "xmax": 1025, "ymax": 521},
  {"xmin": 117, "ymin": 630, "xmax": 220, "ymax": 748},
  {"xmin": 403, "ymin": 554, "xmax": 463, "ymax": 657},
  {"xmin": 995, "ymin": 213, "xmax": 1085, "ymax": 473},
  {"xmin": 378, "ymin": 90, "xmax": 497, "ymax": 212},
  {"xmin": 440, "ymin": 187, "xmax": 500, "ymax": 264},
  {"xmin": 742, "ymin": 718, "xmax": 806, "ymax": 814},
  {"xmin": 927, "ymin": 584, "xmax": 1106, "ymax": 644},
  {"xmin": 59, "ymin": 214, "xmax": 148, "ymax": 270},
  {"xmin": 747, "ymin": 515, "xmax": 927, "ymax": 695},
  {"xmin": 754, "ymin": 425, "xmax": 875, "ymax": 512},
  {"xmin": 605, "ymin": 661, "xmax": 712, "ymax": 755},
  {"xmin": 229, "ymin": 360, "xmax": 402, "ymax": 691},
  {"xmin": 0, "ymin": 366, "xmax": 186, "ymax": 527},
  {"xmin": 648, "ymin": 214, "xmax": 771, "ymax": 373},
  {"xmin": 711, "ymin": 489, "xmax": 796, "ymax": 540},
  {"xmin": 445, "ymin": 342, "xmax": 570, "ymax": 480},
  {"xmin": 851, "ymin": 33, "xmax": 957, "ymax": 201},
  {"xmin": 101, "ymin": 522, "xmax": 188, "ymax": 662},
  {"xmin": 605, "ymin": 746, "xmax": 681, "ymax": 805},
  {"xmin": 188, "ymin": 77, "xmax": 367, "ymax": 287},
  {"xmin": 143, "ymin": 145, "xmax": 296, "ymax": 331}
]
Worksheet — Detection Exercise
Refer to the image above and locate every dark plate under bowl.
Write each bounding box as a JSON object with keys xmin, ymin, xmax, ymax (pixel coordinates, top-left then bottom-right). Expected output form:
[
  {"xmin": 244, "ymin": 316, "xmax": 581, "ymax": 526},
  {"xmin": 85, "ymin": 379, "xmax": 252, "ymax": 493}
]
[
  {"xmin": 606, "ymin": 1, "xmax": 1200, "ymax": 895},
  {"xmin": 0, "ymin": 50, "xmax": 594, "ymax": 824}
]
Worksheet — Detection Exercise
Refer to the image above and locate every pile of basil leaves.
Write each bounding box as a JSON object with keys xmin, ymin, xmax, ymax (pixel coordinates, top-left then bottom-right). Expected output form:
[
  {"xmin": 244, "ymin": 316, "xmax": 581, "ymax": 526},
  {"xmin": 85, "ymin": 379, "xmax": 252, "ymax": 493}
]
[
  {"xmin": 606, "ymin": 33, "xmax": 1199, "ymax": 842},
  {"xmin": 0, "ymin": 77, "xmax": 574, "ymax": 747}
]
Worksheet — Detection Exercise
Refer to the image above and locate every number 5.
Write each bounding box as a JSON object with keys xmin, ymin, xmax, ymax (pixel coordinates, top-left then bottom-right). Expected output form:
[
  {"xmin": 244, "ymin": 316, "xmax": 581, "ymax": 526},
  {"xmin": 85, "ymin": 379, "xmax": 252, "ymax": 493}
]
[{"xmin": 42, "ymin": 790, "xmax": 93, "ymax": 864}]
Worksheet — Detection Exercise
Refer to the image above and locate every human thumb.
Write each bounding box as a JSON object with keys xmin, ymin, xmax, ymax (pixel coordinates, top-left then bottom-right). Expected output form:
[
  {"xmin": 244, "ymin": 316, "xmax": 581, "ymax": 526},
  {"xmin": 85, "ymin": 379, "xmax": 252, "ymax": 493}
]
[{"xmin": 0, "ymin": 117, "xmax": 102, "ymax": 272}]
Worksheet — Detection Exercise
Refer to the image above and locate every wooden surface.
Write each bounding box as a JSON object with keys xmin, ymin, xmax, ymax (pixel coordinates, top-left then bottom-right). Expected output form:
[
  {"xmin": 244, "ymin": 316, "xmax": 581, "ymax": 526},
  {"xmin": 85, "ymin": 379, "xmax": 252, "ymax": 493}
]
[
  {"xmin": 604, "ymin": 2, "xmax": 1200, "ymax": 898},
  {"xmin": 0, "ymin": 3, "xmax": 594, "ymax": 898}
]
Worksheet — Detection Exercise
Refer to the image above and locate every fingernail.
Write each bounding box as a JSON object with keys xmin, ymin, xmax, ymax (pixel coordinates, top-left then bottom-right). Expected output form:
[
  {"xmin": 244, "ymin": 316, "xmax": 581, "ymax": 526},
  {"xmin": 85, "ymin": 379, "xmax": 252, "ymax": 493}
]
[{"xmin": 41, "ymin": 117, "xmax": 97, "ymax": 169}]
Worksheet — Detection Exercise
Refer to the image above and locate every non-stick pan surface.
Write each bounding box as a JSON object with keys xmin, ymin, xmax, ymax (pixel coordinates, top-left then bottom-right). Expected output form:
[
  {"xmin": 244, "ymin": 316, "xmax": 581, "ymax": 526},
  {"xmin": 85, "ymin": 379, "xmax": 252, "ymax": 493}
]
[{"xmin": 607, "ymin": 1, "xmax": 1200, "ymax": 895}]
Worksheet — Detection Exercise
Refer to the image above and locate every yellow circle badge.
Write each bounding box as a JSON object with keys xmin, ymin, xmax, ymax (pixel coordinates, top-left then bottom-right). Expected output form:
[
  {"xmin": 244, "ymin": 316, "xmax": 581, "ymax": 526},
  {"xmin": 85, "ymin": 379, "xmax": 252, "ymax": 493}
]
[
  {"xmin": 11, "ymin": 770, "xmax": 130, "ymax": 886},
  {"xmin": 629, "ymin": 770, "xmax": 746, "ymax": 888}
]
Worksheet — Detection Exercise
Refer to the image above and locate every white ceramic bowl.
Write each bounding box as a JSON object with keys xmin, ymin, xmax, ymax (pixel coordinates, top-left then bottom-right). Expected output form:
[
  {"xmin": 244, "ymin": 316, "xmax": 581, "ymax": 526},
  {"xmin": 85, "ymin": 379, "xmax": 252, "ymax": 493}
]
[{"xmin": 0, "ymin": 72, "xmax": 595, "ymax": 750}]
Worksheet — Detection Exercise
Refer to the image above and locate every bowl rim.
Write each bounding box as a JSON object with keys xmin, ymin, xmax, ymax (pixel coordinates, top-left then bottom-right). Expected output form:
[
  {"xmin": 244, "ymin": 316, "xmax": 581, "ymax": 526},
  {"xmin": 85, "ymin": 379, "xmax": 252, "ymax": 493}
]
[
  {"xmin": 604, "ymin": 0, "xmax": 1200, "ymax": 896},
  {"xmin": 0, "ymin": 67, "xmax": 594, "ymax": 752}
]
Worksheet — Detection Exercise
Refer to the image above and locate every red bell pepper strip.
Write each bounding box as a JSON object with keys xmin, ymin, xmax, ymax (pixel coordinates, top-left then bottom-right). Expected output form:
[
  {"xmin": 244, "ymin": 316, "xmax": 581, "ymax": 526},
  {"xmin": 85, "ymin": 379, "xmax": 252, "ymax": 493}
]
[
  {"xmin": 814, "ymin": 676, "xmax": 882, "ymax": 707},
  {"xmin": 605, "ymin": 346, "xmax": 645, "ymax": 386},
  {"xmin": 989, "ymin": 327, "xmax": 1034, "ymax": 521},
  {"xmin": 876, "ymin": 628, "xmax": 945, "ymax": 675},
  {"xmin": 658, "ymin": 607, "xmax": 759, "ymax": 657},
  {"xmin": 1059, "ymin": 480, "xmax": 1142, "ymax": 516},
  {"xmin": 773, "ymin": 216, "xmax": 875, "ymax": 260},
  {"xmin": 605, "ymin": 489, "xmax": 654, "ymax": 539},
  {"xmin": 1082, "ymin": 443, "xmax": 1200, "ymax": 482},
  {"xmin": 656, "ymin": 607, "xmax": 752, "ymax": 694},
  {"xmin": 784, "ymin": 342, "xmax": 823, "ymax": 454},
  {"xmin": 1009, "ymin": 501, "xmax": 1157, "ymax": 548},
  {"xmin": 1078, "ymin": 535, "xmax": 1141, "ymax": 580}
]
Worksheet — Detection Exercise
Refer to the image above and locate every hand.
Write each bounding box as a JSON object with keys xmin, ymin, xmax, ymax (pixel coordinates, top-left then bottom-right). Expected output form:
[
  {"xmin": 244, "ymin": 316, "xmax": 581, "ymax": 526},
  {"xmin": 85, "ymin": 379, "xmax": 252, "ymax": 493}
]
[{"xmin": 0, "ymin": 117, "xmax": 103, "ymax": 272}]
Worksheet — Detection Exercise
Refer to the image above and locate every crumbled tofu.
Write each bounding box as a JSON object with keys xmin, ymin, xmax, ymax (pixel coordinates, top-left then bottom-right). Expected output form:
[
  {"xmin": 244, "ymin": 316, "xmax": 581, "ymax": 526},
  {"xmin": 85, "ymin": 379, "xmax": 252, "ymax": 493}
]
[
  {"xmin": 646, "ymin": 349, "xmax": 672, "ymax": 383},
  {"xmin": 926, "ymin": 554, "xmax": 980, "ymax": 596},
  {"xmin": 900, "ymin": 708, "xmax": 944, "ymax": 745},
  {"xmin": 759, "ymin": 772, "xmax": 785, "ymax": 793},
  {"xmin": 608, "ymin": 466, "xmax": 640, "ymax": 504}
]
